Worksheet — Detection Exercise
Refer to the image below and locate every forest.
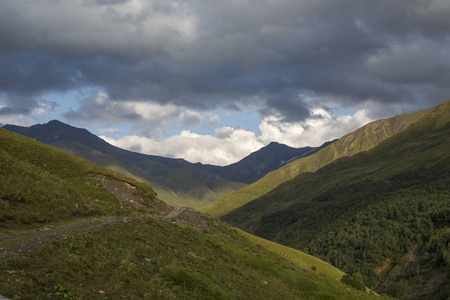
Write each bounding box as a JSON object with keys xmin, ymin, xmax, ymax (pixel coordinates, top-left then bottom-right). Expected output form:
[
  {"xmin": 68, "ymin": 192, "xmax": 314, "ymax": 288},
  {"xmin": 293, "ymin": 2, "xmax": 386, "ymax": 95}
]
[{"xmin": 255, "ymin": 166, "xmax": 450, "ymax": 297}]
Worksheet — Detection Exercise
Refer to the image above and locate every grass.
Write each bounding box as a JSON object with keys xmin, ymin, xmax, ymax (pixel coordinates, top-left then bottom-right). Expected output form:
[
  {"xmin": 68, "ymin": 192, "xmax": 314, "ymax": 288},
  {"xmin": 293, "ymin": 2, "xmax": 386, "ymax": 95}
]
[
  {"xmin": 0, "ymin": 217, "xmax": 382, "ymax": 299},
  {"xmin": 239, "ymin": 229, "xmax": 344, "ymax": 280},
  {"xmin": 0, "ymin": 128, "xmax": 157, "ymax": 229}
]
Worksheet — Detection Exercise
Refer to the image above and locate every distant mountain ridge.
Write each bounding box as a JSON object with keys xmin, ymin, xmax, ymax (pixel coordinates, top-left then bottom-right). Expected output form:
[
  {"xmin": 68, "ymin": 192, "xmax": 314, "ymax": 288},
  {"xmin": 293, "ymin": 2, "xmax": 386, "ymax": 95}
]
[
  {"xmin": 3, "ymin": 120, "xmax": 329, "ymax": 208},
  {"xmin": 195, "ymin": 140, "xmax": 334, "ymax": 184},
  {"xmin": 3, "ymin": 120, "xmax": 244, "ymax": 208}
]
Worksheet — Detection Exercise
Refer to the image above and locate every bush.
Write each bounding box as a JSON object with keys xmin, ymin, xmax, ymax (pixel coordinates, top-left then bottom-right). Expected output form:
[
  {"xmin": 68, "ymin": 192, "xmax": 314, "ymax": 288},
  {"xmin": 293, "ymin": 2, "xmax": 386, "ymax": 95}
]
[{"xmin": 341, "ymin": 273, "xmax": 366, "ymax": 291}]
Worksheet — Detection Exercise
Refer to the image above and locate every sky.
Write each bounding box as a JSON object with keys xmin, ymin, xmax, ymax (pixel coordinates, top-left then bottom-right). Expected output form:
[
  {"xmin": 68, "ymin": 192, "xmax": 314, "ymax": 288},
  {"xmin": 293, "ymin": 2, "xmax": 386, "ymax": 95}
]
[{"xmin": 1, "ymin": 0, "xmax": 449, "ymax": 166}]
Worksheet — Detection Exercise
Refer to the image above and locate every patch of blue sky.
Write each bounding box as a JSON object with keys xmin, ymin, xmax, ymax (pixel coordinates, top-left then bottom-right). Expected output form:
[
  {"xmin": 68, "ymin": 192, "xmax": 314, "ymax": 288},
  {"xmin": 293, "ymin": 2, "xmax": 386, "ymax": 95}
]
[
  {"xmin": 327, "ymin": 104, "xmax": 357, "ymax": 118},
  {"xmin": 212, "ymin": 108, "xmax": 261, "ymax": 136},
  {"xmin": 165, "ymin": 107, "xmax": 262, "ymax": 138},
  {"xmin": 30, "ymin": 90, "xmax": 80, "ymax": 124}
]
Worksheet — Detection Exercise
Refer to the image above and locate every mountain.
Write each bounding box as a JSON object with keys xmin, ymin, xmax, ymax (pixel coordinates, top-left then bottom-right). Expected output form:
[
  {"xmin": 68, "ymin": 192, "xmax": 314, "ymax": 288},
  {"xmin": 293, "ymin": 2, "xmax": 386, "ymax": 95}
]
[
  {"xmin": 3, "ymin": 120, "xmax": 331, "ymax": 209},
  {"xmin": 196, "ymin": 140, "xmax": 334, "ymax": 185},
  {"xmin": 3, "ymin": 120, "xmax": 245, "ymax": 209},
  {"xmin": 222, "ymin": 100, "xmax": 450, "ymax": 298},
  {"xmin": 0, "ymin": 128, "xmax": 379, "ymax": 299},
  {"xmin": 200, "ymin": 104, "xmax": 436, "ymax": 217}
]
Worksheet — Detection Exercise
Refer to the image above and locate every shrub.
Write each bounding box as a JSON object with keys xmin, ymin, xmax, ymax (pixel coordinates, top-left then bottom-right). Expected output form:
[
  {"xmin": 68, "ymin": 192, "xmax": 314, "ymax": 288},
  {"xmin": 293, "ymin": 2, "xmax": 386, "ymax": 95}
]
[{"xmin": 341, "ymin": 273, "xmax": 366, "ymax": 291}]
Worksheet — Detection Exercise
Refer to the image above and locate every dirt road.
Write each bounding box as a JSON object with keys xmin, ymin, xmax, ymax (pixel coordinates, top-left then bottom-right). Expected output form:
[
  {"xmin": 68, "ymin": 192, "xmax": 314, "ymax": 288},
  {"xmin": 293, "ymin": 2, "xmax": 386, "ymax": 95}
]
[{"xmin": 0, "ymin": 217, "xmax": 125, "ymax": 262}]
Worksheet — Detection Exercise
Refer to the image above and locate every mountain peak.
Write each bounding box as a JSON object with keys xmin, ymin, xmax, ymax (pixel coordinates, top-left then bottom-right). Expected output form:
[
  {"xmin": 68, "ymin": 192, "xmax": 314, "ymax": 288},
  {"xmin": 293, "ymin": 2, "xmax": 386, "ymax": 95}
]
[
  {"xmin": 46, "ymin": 119, "xmax": 65, "ymax": 125},
  {"xmin": 43, "ymin": 119, "xmax": 81, "ymax": 130},
  {"xmin": 266, "ymin": 141, "xmax": 281, "ymax": 146}
]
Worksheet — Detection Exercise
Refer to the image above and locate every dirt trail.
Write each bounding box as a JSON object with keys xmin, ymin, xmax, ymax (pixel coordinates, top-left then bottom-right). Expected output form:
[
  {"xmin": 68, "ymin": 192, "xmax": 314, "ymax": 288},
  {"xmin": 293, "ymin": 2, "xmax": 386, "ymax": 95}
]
[
  {"xmin": 0, "ymin": 208, "xmax": 210, "ymax": 262},
  {"xmin": 0, "ymin": 217, "xmax": 124, "ymax": 262},
  {"xmin": 0, "ymin": 174, "xmax": 212, "ymax": 262},
  {"xmin": 90, "ymin": 173, "xmax": 211, "ymax": 230},
  {"xmin": 0, "ymin": 206, "xmax": 210, "ymax": 262},
  {"xmin": 158, "ymin": 206, "xmax": 212, "ymax": 230},
  {"xmin": 160, "ymin": 206, "xmax": 189, "ymax": 220}
]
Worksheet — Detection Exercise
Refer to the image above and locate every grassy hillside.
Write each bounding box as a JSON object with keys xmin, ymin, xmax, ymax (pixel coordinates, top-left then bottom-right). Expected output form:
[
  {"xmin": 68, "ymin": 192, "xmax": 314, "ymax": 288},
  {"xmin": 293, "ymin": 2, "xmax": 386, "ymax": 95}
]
[
  {"xmin": 3, "ymin": 120, "xmax": 245, "ymax": 209},
  {"xmin": 223, "ymin": 100, "xmax": 450, "ymax": 298},
  {"xmin": 0, "ymin": 129, "xmax": 379, "ymax": 299},
  {"xmin": 0, "ymin": 128, "xmax": 160, "ymax": 227},
  {"xmin": 200, "ymin": 104, "xmax": 436, "ymax": 217},
  {"xmin": 0, "ymin": 217, "xmax": 382, "ymax": 300}
]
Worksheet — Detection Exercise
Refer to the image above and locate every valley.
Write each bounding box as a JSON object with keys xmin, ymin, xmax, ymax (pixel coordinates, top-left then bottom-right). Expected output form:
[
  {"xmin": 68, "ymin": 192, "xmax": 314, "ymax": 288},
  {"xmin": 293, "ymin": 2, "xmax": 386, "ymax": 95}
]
[
  {"xmin": 1, "ymin": 100, "xmax": 449, "ymax": 299},
  {"xmin": 1, "ymin": 1, "xmax": 448, "ymax": 299},
  {"xmin": 0, "ymin": 127, "xmax": 377, "ymax": 299},
  {"xmin": 3, "ymin": 121, "xmax": 329, "ymax": 209}
]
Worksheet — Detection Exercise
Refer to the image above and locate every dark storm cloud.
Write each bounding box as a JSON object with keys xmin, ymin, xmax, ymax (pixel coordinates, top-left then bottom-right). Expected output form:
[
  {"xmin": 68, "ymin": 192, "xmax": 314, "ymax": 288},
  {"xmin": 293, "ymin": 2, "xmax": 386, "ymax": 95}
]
[
  {"xmin": 1, "ymin": 0, "xmax": 449, "ymax": 121},
  {"xmin": 85, "ymin": 0, "xmax": 131, "ymax": 6},
  {"xmin": 64, "ymin": 94, "xmax": 141, "ymax": 122},
  {"xmin": 224, "ymin": 104, "xmax": 242, "ymax": 112},
  {"xmin": 0, "ymin": 106, "xmax": 31, "ymax": 117},
  {"xmin": 0, "ymin": 91, "xmax": 41, "ymax": 117},
  {"xmin": 0, "ymin": 53, "xmax": 86, "ymax": 96}
]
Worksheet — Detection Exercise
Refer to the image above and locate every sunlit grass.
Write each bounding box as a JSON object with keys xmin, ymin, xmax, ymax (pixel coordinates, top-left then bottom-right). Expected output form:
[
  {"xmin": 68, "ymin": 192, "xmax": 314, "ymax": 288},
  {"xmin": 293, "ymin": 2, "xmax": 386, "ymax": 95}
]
[{"xmin": 0, "ymin": 218, "xmax": 382, "ymax": 299}]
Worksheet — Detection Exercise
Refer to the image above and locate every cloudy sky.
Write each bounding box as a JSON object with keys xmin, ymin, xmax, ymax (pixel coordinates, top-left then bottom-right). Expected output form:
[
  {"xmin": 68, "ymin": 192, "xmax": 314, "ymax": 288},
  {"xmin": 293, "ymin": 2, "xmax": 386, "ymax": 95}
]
[{"xmin": 1, "ymin": 0, "xmax": 449, "ymax": 165}]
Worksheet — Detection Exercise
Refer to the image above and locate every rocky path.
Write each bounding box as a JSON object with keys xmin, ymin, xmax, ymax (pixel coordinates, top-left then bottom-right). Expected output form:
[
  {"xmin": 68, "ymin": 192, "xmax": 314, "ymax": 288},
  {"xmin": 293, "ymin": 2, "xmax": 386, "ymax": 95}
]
[
  {"xmin": 0, "ymin": 207, "xmax": 211, "ymax": 263},
  {"xmin": 0, "ymin": 217, "xmax": 125, "ymax": 262},
  {"xmin": 160, "ymin": 206, "xmax": 190, "ymax": 220},
  {"xmin": 0, "ymin": 174, "xmax": 212, "ymax": 263}
]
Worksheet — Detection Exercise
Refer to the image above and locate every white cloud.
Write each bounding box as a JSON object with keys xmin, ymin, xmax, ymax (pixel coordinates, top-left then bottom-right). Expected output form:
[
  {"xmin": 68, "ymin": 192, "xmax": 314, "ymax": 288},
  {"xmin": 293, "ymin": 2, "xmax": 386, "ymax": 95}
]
[
  {"xmin": 101, "ymin": 126, "xmax": 263, "ymax": 166},
  {"xmin": 101, "ymin": 108, "xmax": 372, "ymax": 166},
  {"xmin": 124, "ymin": 101, "xmax": 182, "ymax": 123},
  {"xmin": 259, "ymin": 108, "xmax": 372, "ymax": 147},
  {"xmin": 33, "ymin": 101, "xmax": 58, "ymax": 115},
  {"xmin": 99, "ymin": 127, "xmax": 120, "ymax": 134}
]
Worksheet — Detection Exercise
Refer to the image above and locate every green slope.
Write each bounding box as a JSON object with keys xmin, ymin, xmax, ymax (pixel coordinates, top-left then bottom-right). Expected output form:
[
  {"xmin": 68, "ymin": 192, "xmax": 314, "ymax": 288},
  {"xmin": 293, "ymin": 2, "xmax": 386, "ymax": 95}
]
[
  {"xmin": 200, "ymin": 104, "xmax": 436, "ymax": 217},
  {"xmin": 0, "ymin": 129, "xmax": 379, "ymax": 299},
  {"xmin": 0, "ymin": 218, "xmax": 381, "ymax": 300},
  {"xmin": 0, "ymin": 128, "xmax": 160, "ymax": 227},
  {"xmin": 223, "ymin": 100, "xmax": 450, "ymax": 298}
]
